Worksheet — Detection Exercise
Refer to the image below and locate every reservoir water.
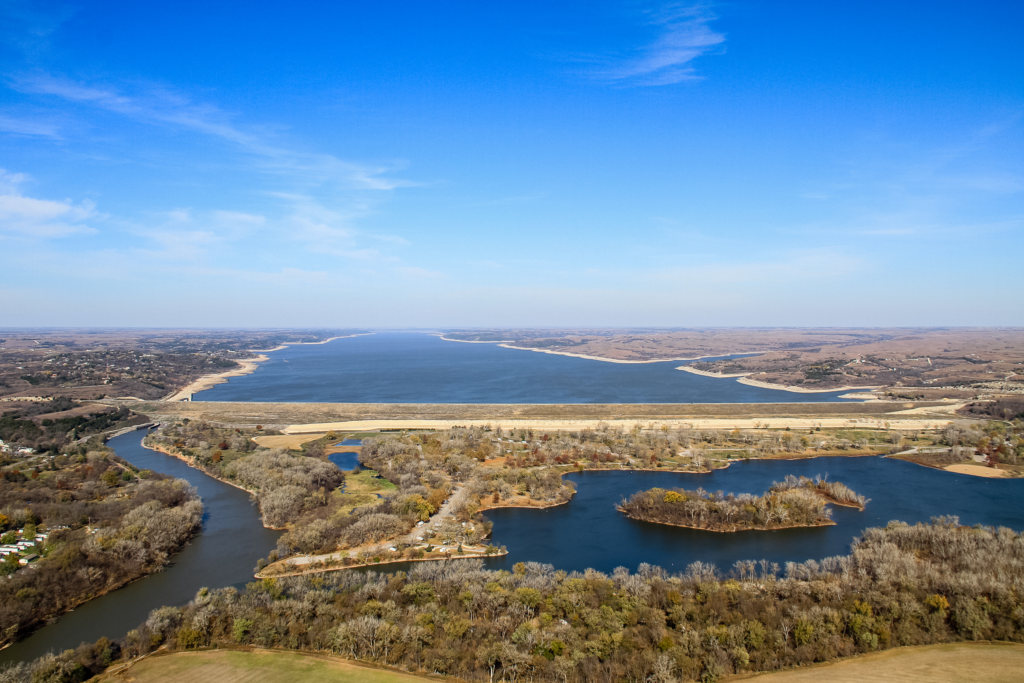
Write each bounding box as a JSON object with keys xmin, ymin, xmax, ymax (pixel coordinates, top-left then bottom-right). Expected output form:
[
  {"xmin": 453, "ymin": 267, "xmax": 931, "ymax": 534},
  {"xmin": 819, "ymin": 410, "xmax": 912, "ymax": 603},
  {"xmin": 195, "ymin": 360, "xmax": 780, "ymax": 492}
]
[
  {"xmin": 6, "ymin": 434, "xmax": 1023, "ymax": 663},
  {"xmin": 0, "ymin": 430, "xmax": 281, "ymax": 665},
  {"xmin": 482, "ymin": 457, "xmax": 1024, "ymax": 574},
  {"xmin": 195, "ymin": 333, "xmax": 856, "ymax": 404}
]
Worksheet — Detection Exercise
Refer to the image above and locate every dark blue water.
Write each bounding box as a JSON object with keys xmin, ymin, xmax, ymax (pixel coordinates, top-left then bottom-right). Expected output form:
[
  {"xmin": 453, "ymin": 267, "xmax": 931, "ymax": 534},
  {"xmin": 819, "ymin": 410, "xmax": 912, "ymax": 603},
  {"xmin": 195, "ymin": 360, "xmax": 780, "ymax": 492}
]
[
  {"xmin": 0, "ymin": 430, "xmax": 281, "ymax": 664},
  {"xmin": 329, "ymin": 439, "xmax": 363, "ymax": 471},
  {"xmin": 481, "ymin": 457, "xmax": 1024, "ymax": 574},
  {"xmin": 196, "ymin": 333, "xmax": 855, "ymax": 403}
]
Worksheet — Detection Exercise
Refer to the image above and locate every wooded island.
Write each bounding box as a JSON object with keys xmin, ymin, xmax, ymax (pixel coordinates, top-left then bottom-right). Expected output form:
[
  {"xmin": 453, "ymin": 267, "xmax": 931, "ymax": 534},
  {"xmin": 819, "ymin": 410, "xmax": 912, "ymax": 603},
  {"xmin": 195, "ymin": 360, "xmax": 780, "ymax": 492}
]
[{"xmin": 618, "ymin": 475, "xmax": 867, "ymax": 532}]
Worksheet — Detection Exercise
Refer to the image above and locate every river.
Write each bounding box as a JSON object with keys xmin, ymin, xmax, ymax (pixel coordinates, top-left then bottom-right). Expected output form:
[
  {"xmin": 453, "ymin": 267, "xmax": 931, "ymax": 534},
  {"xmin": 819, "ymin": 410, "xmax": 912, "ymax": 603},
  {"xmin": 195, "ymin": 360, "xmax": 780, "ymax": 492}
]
[
  {"xmin": 7, "ymin": 436, "xmax": 1023, "ymax": 663},
  {"xmin": 0, "ymin": 430, "xmax": 281, "ymax": 665}
]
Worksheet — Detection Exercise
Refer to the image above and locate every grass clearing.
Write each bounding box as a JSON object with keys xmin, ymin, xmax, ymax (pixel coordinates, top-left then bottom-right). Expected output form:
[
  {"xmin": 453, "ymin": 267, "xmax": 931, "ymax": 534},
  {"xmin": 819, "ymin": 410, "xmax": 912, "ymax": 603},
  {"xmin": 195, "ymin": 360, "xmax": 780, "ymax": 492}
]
[
  {"xmin": 735, "ymin": 642, "xmax": 1024, "ymax": 683},
  {"xmin": 252, "ymin": 433, "xmax": 327, "ymax": 450},
  {"xmin": 101, "ymin": 648, "xmax": 426, "ymax": 683},
  {"xmin": 330, "ymin": 491, "xmax": 378, "ymax": 515},
  {"xmin": 344, "ymin": 469, "xmax": 397, "ymax": 495}
]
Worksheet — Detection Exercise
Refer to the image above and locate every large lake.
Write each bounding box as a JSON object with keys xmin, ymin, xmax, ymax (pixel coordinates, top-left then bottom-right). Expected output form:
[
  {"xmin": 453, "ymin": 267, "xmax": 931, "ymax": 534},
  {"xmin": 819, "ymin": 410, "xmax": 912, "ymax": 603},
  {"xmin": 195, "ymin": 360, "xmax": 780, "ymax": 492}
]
[{"xmin": 196, "ymin": 333, "xmax": 855, "ymax": 403}]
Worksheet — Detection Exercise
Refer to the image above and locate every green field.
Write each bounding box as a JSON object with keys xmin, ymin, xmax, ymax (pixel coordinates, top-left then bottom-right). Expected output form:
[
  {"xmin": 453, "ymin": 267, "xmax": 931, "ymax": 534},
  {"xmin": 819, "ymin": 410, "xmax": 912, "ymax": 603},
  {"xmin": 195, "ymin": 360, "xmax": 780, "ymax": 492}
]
[
  {"xmin": 101, "ymin": 649, "xmax": 426, "ymax": 683},
  {"xmin": 739, "ymin": 642, "xmax": 1024, "ymax": 683}
]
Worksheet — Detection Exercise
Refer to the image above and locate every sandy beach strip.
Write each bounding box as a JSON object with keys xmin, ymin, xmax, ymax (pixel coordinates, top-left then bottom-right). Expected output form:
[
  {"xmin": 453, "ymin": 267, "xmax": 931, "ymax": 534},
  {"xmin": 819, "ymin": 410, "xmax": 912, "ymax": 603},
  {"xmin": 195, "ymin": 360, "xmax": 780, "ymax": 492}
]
[
  {"xmin": 164, "ymin": 333, "xmax": 374, "ymax": 402},
  {"xmin": 677, "ymin": 365, "xmax": 750, "ymax": 378},
  {"xmin": 737, "ymin": 376, "xmax": 883, "ymax": 394},
  {"xmin": 435, "ymin": 334, "xmax": 750, "ymax": 364},
  {"xmin": 435, "ymin": 335, "xmax": 516, "ymax": 344},
  {"xmin": 494, "ymin": 343, "xmax": 720, "ymax": 364},
  {"xmin": 282, "ymin": 415, "xmax": 956, "ymax": 435},
  {"xmin": 944, "ymin": 463, "xmax": 1011, "ymax": 478},
  {"xmin": 164, "ymin": 354, "xmax": 271, "ymax": 402},
  {"xmin": 676, "ymin": 366, "xmax": 883, "ymax": 395},
  {"xmin": 248, "ymin": 332, "xmax": 374, "ymax": 353}
]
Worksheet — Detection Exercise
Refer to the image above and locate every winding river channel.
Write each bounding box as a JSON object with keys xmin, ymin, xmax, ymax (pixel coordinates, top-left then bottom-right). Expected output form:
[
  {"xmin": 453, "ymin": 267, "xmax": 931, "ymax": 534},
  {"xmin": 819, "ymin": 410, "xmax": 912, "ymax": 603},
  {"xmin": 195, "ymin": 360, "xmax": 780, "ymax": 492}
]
[
  {"xmin": 4, "ymin": 433, "xmax": 1024, "ymax": 664},
  {"xmin": 0, "ymin": 430, "xmax": 281, "ymax": 665}
]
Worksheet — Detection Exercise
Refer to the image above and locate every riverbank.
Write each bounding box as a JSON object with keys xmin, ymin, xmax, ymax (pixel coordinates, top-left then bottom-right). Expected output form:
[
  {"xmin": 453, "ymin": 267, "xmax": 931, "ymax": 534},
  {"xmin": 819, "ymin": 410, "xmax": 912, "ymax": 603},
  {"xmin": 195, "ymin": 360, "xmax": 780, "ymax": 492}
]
[{"xmin": 140, "ymin": 439, "xmax": 276, "ymax": 514}]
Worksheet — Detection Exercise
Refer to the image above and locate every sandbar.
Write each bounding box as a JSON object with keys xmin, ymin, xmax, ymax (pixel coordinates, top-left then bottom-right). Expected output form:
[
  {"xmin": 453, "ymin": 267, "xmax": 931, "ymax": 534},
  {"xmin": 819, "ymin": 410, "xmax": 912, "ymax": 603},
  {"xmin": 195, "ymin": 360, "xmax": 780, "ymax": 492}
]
[{"xmin": 944, "ymin": 464, "xmax": 1011, "ymax": 478}]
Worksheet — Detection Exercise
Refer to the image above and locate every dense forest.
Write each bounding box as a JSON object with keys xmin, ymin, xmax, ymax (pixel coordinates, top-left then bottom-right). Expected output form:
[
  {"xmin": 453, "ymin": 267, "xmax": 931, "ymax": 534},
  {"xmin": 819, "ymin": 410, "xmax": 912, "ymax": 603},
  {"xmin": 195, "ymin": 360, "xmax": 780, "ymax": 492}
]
[
  {"xmin": 0, "ymin": 397, "xmax": 147, "ymax": 454},
  {"xmin": 0, "ymin": 442, "xmax": 202, "ymax": 646},
  {"xmin": 618, "ymin": 475, "xmax": 866, "ymax": 532},
  {"xmin": 145, "ymin": 421, "xmax": 343, "ymax": 528},
  {"xmin": 4, "ymin": 518, "xmax": 1024, "ymax": 683}
]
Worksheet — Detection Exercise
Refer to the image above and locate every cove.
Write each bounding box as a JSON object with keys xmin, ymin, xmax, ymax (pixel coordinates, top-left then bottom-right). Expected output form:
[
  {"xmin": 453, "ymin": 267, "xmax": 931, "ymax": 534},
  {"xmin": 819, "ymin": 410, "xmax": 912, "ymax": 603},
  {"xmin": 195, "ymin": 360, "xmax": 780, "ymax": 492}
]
[
  {"xmin": 194, "ymin": 333, "xmax": 856, "ymax": 404},
  {"xmin": 0, "ymin": 430, "xmax": 281, "ymax": 665},
  {"xmin": 480, "ymin": 456, "xmax": 1024, "ymax": 575}
]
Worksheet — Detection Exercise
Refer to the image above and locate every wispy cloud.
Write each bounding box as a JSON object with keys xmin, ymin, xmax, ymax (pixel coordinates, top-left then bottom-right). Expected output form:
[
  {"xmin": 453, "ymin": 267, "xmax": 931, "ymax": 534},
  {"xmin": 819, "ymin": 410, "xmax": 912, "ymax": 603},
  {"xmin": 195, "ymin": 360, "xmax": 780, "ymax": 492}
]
[
  {"xmin": 596, "ymin": 4, "xmax": 725, "ymax": 86},
  {"xmin": 0, "ymin": 169, "xmax": 97, "ymax": 237},
  {"xmin": 12, "ymin": 74, "xmax": 415, "ymax": 191},
  {"xmin": 0, "ymin": 113, "xmax": 60, "ymax": 137}
]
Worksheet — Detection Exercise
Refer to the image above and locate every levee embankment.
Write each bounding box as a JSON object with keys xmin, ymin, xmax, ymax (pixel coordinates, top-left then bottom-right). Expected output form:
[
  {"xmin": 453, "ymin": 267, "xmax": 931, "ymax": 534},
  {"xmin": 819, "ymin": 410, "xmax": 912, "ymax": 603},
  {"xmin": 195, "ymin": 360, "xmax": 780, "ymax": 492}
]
[{"xmin": 108, "ymin": 400, "xmax": 960, "ymax": 432}]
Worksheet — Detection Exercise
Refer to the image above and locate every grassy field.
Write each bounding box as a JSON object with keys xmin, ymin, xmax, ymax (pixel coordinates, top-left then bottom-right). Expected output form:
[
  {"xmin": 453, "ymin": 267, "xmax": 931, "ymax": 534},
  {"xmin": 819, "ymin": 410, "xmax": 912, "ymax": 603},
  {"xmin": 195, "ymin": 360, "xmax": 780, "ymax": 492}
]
[
  {"xmin": 251, "ymin": 433, "xmax": 327, "ymax": 450},
  {"xmin": 101, "ymin": 642, "xmax": 1024, "ymax": 683},
  {"xmin": 344, "ymin": 469, "xmax": 397, "ymax": 494},
  {"xmin": 100, "ymin": 649, "xmax": 426, "ymax": 683},
  {"xmin": 737, "ymin": 642, "xmax": 1024, "ymax": 683}
]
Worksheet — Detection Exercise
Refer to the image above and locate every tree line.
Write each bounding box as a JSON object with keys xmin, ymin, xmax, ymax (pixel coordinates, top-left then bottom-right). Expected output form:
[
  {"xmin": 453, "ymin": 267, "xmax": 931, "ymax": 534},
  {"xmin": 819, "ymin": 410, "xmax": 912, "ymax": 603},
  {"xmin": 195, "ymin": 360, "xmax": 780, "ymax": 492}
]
[
  {"xmin": 0, "ymin": 445, "xmax": 202, "ymax": 646},
  {"xmin": 3, "ymin": 518, "xmax": 1024, "ymax": 683}
]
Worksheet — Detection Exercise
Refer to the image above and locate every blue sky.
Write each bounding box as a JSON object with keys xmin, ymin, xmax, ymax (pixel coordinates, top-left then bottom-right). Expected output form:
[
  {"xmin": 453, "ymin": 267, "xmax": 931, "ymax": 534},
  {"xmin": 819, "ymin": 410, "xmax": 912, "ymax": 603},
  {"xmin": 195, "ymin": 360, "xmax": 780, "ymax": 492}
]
[{"xmin": 1, "ymin": 1, "xmax": 1021, "ymax": 327}]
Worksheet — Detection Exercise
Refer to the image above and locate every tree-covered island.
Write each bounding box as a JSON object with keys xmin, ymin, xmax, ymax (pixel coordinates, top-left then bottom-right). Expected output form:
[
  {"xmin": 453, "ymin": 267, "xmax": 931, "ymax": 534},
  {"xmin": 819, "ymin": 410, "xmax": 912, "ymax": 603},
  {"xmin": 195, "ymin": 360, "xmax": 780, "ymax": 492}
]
[{"xmin": 619, "ymin": 475, "xmax": 867, "ymax": 532}]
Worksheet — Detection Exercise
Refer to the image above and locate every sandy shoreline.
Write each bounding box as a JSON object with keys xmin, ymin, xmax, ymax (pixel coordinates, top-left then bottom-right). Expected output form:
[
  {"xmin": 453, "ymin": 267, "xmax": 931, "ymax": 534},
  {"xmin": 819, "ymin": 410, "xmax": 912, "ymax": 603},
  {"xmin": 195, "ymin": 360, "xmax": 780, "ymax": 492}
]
[
  {"xmin": 495, "ymin": 343, "xmax": 724, "ymax": 364},
  {"xmin": 164, "ymin": 333, "xmax": 373, "ymax": 402},
  {"xmin": 248, "ymin": 332, "xmax": 374, "ymax": 354},
  {"xmin": 677, "ymin": 365, "xmax": 883, "ymax": 395},
  {"xmin": 944, "ymin": 463, "xmax": 1012, "ymax": 478},
  {"xmin": 677, "ymin": 366, "xmax": 750, "ymax": 378},
  {"xmin": 436, "ymin": 335, "xmax": 731, "ymax": 364},
  {"xmin": 737, "ymin": 376, "xmax": 883, "ymax": 394},
  {"xmin": 164, "ymin": 354, "xmax": 271, "ymax": 401}
]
